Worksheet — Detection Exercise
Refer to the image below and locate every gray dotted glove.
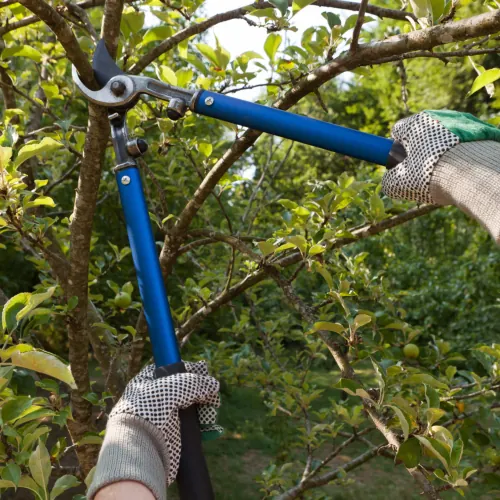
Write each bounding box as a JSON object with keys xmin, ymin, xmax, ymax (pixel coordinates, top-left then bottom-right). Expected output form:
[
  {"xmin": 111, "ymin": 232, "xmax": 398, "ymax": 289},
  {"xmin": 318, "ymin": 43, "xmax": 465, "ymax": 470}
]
[
  {"xmin": 109, "ymin": 360, "xmax": 223, "ymax": 486},
  {"xmin": 382, "ymin": 110, "xmax": 500, "ymax": 204}
]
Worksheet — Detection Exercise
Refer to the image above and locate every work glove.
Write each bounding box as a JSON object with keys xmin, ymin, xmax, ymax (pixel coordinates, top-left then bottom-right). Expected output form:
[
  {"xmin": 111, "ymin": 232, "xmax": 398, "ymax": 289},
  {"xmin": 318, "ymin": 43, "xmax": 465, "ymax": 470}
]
[
  {"xmin": 382, "ymin": 110, "xmax": 500, "ymax": 243},
  {"xmin": 88, "ymin": 361, "xmax": 222, "ymax": 500}
]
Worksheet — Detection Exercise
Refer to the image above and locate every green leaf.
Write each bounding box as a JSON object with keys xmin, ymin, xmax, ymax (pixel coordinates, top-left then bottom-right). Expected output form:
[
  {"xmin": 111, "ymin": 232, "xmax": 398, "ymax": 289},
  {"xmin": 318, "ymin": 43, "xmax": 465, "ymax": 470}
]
[
  {"xmin": 313, "ymin": 262, "xmax": 334, "ymax": 290},
  {"xmin": 386, "ymin": 405, "xmax": 410, "ymax": 441},
  {"xmin": 176, "ymin": 68, "xmax": 193, "ymax": 88},
  {"xmin": 197, "ymin": 43, "xmax": 220, "ymax": 67},
  {"xmin": 1, "ymin": 46, "xmax": 42, "ymax": 63},
  {"xmin": 369, "ymin": 193, "xmax": 385, "ymax": 220},
  {"xmin": 269, "ymin": 0, "xmax": 289, "ymax": 15},
  {"xmin": 29, "ymin": 441, "xmax": 51, "ymax": 488},
  {"xmin": 415, "ymin": 435, "xmax": 451, "ymax": 472},
  {"xmin": 258, "ymin": 241, "xmax": 275, "ymax": 256},
  {"xmin": 403, "ymin": 374, "xmax": 448, "ymax": 390},
  {"xmin": 14, "ymin": 138, "xmax": 63, "ymax": 168},
  {"xmin": 409, "ymin": 0, "xmax": 430, "ymax": 18},
  {"xmin": 121, "ymin": 9, "xmax": 145, "ymax": 35},
  {"xmin": 353, "ymin": 314, "xmax": 371, "ymax": 330},
  {"xmin": 10, "ymin": 350, "xmax": 76, "ymax": 389},
  {"xmin": 312, "ymin": 321, "xmax": 345, "ymax": 334},
  {"xmin": 198, "ymin": 142, "xmax": 213, "ymax": 158},
  {"xmin": 287, "ymin": 235, "xmax": 307, "ymax": 254},
  {"xmin": 0, "ymin": 479, "xmax": 16, "ymax": 489},
  {"xmin": 2, "ymin": 293, "xmax": 30, "ymax": 332},
  {"xmin": 78, "ymin": 435, "xmax": 103, "ymax": 446},
  {"xmin": 24, "ymin": 195, "xmax": 56, "ymax": 210},
  {"xmin": 445, "ymin": 365, "xmax": 457, "ymax": 381},
  {"xmin": 142, "ymin": 26, "xmax": 172, "ymax": 45},
  {"xmin": 16, "ymin": 287, "xmax": 55, "ymax": 322},
  {"xmin": 430, "ymin": 0, "xmax": 445, "ymax": 21},
  {"xmin": 278, "ymin": 199, "xmax": 298, "ymax": 210},
  {"xmin": 396, "ymin": 437, "xmax": 421, "ymax": 468},
  {"xmin": 292, "ymin": 0, "xmax": 315, "ymax": 14},
  {"xmin": 334, "ymin": 379, "xmax": 374, "ymax": 401},
  {"xmin": 467, "ymin": 69, "xmax": 500, "ymax": 97},
  {"xmin": 322, "ymin": 12, "xmax": 341, "ymax": 29},
  {"xmin": 1, "ymin": 397, "xmax": 33, "ymax": 423},
  {"xmin": 158, "ymin": 66, "xmax": 177, "ymax": 86},
  {"xmin": 19, "ymin": 475, "xmax": 45, "ymax": 500},
  {"xmin": 426, "ymin": 408, "xmax": 446, "ymax": 426},
  {"xmin": 264, "ymin": 33, "xmax": 282, "ymax": 63},
  {"xmin": 50, "ymin": 475, "xmax": 80, "ymax": 499},
  {"xmin": 424, "ymin": 384, "xmax": 440, "ymax": 409},
  {"xmin": 2, "ymin": 462, "xmax": 21, "ymax": 486},
  {"xmin": 308, "ymin": 244, "xmax": 325, "ymax": 256},
  {"xmin": 451, "ymin": 437, "xmax": 464, "ymax": 467}
]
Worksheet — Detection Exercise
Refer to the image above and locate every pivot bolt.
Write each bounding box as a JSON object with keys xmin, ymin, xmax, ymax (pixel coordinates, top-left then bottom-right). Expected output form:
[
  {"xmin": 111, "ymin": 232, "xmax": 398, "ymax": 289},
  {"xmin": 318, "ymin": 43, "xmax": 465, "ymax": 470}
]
[
  {"xmin": 204, "ymin": 96, "xmax": 214, "ymax": 106},
  {"xmin": 121, "ymin": 175, "xmax": 131, "ymax": 185},
  {"xmin": 111, "ymin": 80, "xmax": 126, "ymax": 97}
]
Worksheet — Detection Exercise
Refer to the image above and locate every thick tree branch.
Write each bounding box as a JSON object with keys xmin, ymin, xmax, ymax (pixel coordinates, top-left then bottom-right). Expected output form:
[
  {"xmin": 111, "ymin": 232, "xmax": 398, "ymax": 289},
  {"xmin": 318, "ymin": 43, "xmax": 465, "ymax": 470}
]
[
  {"xmin": 101, "ymin": 0, "xmax": 124, "ymax": 59},
  {"xmin": 130, "ymin": 0, "xmax": 413, "ymax": 74},
  {"xmin": 158, "ymin": 11, "xmax": 498, "ymax": 295},
  {"xmin": 65, "ymin": 102, "xmax": 109, "ymax": 474},
  {"xmin": 17, "ymin": 0, "xmax": 94, "ymax": 87}
]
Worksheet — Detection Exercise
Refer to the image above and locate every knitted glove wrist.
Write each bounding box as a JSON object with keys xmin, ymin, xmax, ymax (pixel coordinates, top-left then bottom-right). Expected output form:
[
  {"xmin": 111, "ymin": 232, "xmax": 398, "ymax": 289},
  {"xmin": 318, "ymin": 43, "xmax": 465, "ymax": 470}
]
[{"xmin": 382, "ymin": 110, "xmax": 500, "ymax": 204}]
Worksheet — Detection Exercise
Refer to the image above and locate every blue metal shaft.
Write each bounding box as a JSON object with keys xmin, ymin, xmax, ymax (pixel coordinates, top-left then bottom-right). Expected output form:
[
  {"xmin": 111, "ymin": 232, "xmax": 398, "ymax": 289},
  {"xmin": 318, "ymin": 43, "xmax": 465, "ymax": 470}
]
[
  {"xmin": 194, "ymin": 90, "xmax": 394, "ymax": 166},
  {"xmin": 116, "ymin": 166, "xmax": 181, "ymax": 366}
]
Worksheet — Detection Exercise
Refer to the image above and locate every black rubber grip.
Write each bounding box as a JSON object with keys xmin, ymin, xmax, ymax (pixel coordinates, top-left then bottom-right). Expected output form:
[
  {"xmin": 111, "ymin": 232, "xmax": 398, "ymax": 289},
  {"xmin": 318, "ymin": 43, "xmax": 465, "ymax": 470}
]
[
  {"xmin": 156, "ymin": 362, "xmax": 215, "ymax": 500},
  {"xmin": 386, "ymin": 140, "xmax": 407, "ymax": 169}
]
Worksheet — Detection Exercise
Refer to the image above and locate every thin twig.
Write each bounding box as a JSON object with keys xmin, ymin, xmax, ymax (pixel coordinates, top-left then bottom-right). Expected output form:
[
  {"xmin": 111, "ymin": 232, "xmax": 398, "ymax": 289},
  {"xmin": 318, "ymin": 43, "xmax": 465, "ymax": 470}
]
[{"xmin": 350, "ymin": 0, "xmax": 369, "ymax": 52}]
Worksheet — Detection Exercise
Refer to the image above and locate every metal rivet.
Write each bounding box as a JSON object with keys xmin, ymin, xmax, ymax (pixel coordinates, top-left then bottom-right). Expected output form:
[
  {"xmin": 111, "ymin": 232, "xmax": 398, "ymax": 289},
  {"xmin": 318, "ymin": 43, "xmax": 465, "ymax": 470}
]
[
  {"xmin": 121, "ymin": 176, "xmax": 131, "ymax": 185},
  {"xmin": 205, "ymin": 96, "xmax": 214, "ymax": 106}
]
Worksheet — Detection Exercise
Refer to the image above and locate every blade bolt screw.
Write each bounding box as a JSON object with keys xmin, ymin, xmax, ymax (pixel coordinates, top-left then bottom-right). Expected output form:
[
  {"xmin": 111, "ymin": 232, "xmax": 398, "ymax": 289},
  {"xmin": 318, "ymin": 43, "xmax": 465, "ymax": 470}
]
[
  {"xmin": 121, "ymin": 176, "xmax": 131, "ymax": 185},
  {"xmin": 111, "ymin": 80, "xmax": 126, "ymax": 96},
  {"xmin": 205, "ymin": 96, "xmax": 214, "ymax": 106}
]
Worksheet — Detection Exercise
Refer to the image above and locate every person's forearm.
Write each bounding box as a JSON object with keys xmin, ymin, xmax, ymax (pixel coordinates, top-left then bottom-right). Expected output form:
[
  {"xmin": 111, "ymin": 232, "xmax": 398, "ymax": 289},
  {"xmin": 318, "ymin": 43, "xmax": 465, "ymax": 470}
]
[
  {"xmin": 87, "ymin": 414, "xmax": 168, "ymax": 500},
  {"xmin": 95, "ymin": 481, "xmax": 155, "ymax": 500},
  {"xmin": 430, "ymin": 141, "xmax": 500, "ymax": 244}
]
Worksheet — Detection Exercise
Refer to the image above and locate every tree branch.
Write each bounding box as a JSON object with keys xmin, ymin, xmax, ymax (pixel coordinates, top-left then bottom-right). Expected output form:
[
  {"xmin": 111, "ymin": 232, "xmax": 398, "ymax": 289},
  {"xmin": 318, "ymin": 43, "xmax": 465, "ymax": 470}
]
[
  {"xmin": 101, "ymin": 0, "xmax": 124, "ymax": 59},
  {"xmin": 177, "ymin": 205, "xmax": 437, "ymax": 339},
  {"xmin": 17, "ymin": 0, "xmax": 94, "ymax": 87},
  {"xmin": 350, "ymin": 0, "xmax": 369, "ymax": 52},
  {"xmin": 130, "ymin": 0, "xmax": 413, "ymax": 74}
]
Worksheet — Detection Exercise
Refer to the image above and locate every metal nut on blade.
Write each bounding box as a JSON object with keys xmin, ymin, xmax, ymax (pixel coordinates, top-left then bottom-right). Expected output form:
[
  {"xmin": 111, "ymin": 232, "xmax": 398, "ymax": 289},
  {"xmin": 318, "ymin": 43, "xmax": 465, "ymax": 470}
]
[
  {"xmin": 126, "ymin": 139, "xmax": 148, "ymax": 157},
  {"xmin": 111, "ymin": 80, "xmax": 127, "ymax": 97},
  {"xmin": 167, "ymin": 98, "xmax": 187, "ymax": 121}
]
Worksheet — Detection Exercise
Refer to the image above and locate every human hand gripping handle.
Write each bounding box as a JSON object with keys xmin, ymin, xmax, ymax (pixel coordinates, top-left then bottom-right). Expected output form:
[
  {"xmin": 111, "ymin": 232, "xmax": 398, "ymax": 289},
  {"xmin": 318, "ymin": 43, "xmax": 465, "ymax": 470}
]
[
  {"xmin": 382, "ymin": 110, "xmax": 500, "ymax": 244},
  {"xmin": 88, "ymin": 361, "xmax": 223, "ymax": 500},
  {"xmin": 155, "ymin": 361, "xmax": 220, "ymax": 500}
]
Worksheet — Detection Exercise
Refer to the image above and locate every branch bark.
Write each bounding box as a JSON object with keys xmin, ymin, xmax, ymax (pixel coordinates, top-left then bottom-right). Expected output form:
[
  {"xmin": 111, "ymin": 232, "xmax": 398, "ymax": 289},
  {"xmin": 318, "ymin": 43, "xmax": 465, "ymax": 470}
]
[
  {"xmin": 17, "ymin": 0, "xmax": 94, "ymax": 87},
  {"xmin": 130, "ymin": 0, "xmax": 413, "ymax": 74},
  {"xmin": 65, "ymin": 102, "xmax": 109, "ymax": 475}
]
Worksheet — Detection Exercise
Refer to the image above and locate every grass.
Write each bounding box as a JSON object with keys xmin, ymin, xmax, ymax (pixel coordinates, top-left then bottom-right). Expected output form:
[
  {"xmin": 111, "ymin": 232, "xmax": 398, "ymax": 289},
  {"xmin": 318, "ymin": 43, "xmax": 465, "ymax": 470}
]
[{"xmin": 168, "ymin": 369, "xmax": 497, "ymax": 500}]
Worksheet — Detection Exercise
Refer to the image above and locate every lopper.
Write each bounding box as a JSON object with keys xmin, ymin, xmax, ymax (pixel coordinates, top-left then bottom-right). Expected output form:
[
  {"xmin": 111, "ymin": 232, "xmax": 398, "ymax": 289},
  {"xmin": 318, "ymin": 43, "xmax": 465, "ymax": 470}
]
[{"xmin": 73, "ymin": 40, "xmax": 407, "ymax": 500}]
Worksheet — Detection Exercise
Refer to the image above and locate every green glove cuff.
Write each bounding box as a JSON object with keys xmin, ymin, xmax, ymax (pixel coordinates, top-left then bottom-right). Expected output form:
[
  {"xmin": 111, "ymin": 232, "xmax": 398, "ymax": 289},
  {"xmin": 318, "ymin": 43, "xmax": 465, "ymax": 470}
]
[{"xmin": 424, "ymin": 110, "xmax": 500, "ymax": 143}]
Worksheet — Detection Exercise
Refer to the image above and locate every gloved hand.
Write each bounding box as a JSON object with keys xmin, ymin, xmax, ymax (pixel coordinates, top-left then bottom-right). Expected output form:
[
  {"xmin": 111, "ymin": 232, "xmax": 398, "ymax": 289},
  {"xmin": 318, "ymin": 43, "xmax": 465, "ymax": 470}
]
[
  {"xmin": 382, "ymin": 110, "xmax": 500, "ymax": 243},
  {"xmin": 88, "ymin": 361, "xmax": 222, "ymax": 500}
]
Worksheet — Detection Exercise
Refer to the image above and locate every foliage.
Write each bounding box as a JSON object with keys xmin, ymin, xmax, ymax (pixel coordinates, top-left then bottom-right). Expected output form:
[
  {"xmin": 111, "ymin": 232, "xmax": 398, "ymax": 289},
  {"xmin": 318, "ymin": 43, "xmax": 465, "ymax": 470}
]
[{"xmin": 0, "ymin": 0, "xmax": 499, "ymax": 499}]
